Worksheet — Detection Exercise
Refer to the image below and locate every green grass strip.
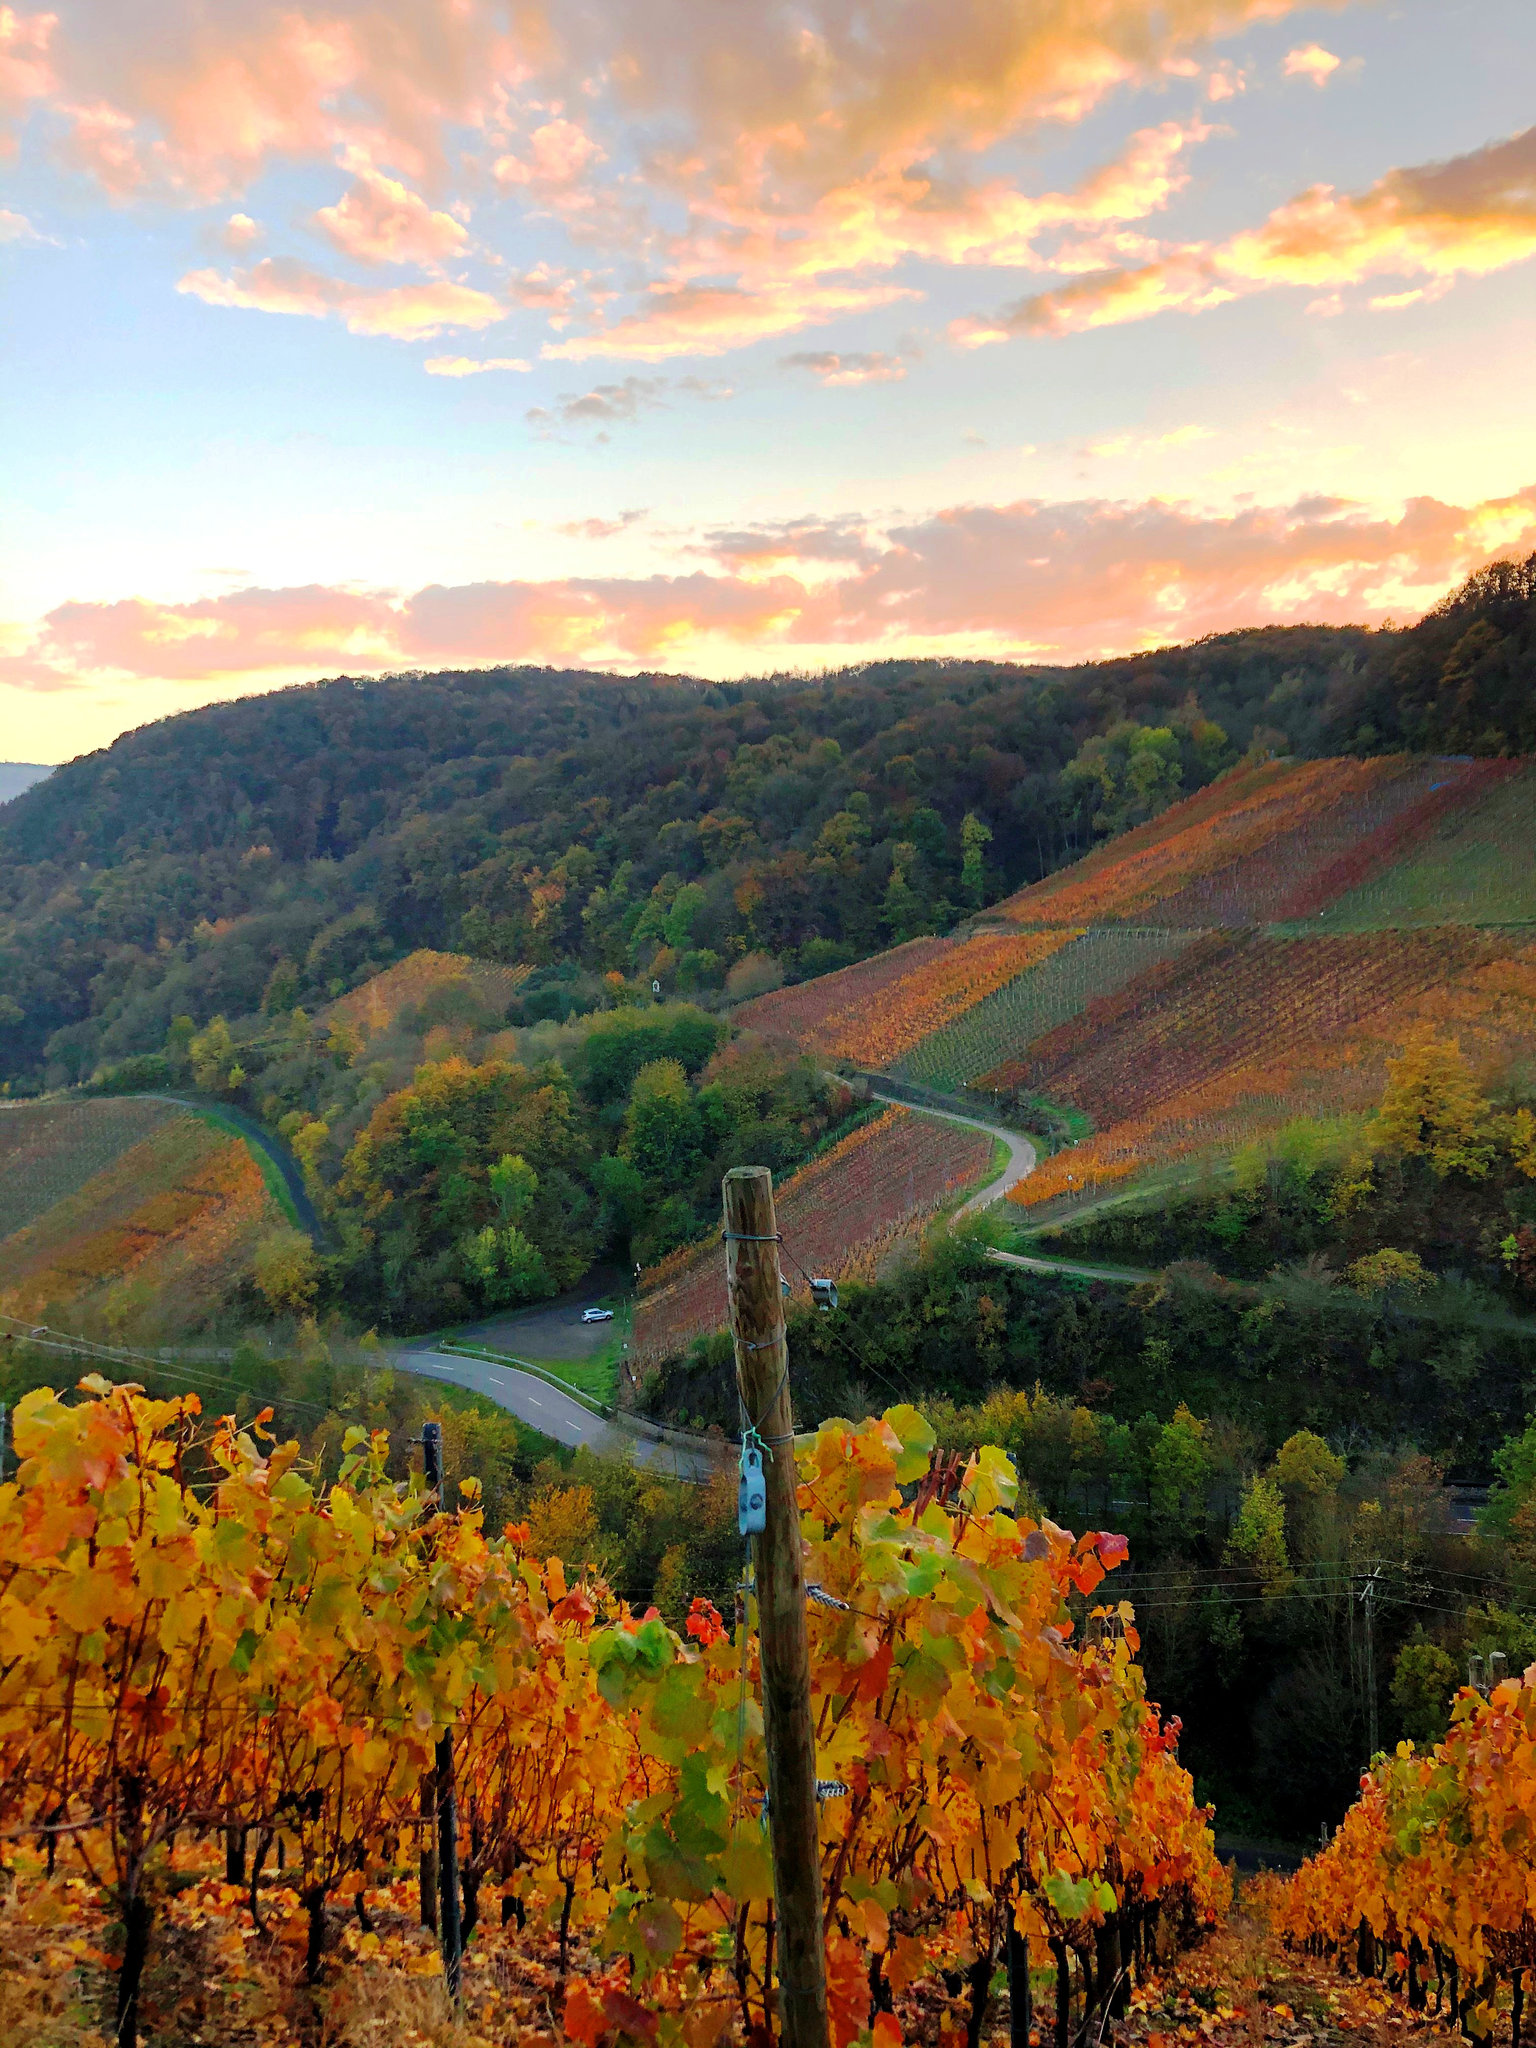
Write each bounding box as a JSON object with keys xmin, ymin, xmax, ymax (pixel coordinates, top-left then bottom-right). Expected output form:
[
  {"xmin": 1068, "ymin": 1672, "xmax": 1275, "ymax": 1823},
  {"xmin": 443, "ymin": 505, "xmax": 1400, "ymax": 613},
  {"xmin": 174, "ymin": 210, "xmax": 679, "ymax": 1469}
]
[
  {"xmin": 437, "ymin": 1339, "xmax": 617, "ymax": 1416},
  {"xmin": 194, "ymin": 1105, "xmax": 303, "ymax": 1229}
]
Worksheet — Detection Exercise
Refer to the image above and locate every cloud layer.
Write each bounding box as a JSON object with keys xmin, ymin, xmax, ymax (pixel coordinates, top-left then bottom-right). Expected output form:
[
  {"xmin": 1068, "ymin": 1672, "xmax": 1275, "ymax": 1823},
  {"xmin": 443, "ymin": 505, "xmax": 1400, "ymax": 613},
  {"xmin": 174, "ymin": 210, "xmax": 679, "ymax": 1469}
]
[
  {"xmin": 959, "ymin": 124, "xmax": 1536, "ymax": 340},
  {"xmin": 6, "ymin": 2, "xmax": 1533, "ymax": 373},
  {"xmin": 11, "ymin": 482, "xmax": 1535, "ymax": 694},
  {"xmin": 14, "ymin": 0, "xmax": 1480, "ymax": 367}
]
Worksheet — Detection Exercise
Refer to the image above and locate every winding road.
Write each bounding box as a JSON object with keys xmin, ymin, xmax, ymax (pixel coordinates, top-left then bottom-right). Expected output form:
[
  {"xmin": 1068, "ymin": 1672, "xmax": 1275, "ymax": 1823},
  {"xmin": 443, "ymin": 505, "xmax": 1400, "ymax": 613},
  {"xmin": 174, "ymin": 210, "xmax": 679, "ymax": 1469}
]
[
  {"xmin": 391, "ymin": 1090, "xmax": 1103, "ymax": 1468},
  {"xmin": 392, "ymin": 1340, "xmax": 720, "ymax": 1479},
  {"xmin": 865, "ymin": 1087, "xmax": 1037, "ymax": 1214}
]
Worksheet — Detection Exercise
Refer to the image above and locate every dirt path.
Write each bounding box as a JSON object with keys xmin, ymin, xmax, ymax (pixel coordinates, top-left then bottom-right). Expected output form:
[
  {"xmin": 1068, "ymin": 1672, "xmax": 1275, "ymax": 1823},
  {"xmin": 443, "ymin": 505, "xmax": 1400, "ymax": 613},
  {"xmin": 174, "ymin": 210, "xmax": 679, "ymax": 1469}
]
[{"xmin": 1104, "ymin": 1916, "xmax": 1463, "ymax": 2048}]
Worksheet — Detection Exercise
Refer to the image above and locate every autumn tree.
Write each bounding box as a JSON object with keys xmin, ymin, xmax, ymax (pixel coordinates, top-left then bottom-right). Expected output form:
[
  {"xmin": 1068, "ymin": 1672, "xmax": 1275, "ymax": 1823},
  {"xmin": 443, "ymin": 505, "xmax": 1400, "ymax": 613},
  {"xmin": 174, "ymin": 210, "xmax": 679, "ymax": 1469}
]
[
  {"xmin": 253, "ymin": 1226, "xmax": 320, "ymax": 1314},
  {"xmin": 336, "ymin": 1055, "xmax": 593, "ymax": 1321},
  {"xmin": 621, "ymin": 1058, "xmax": 703, "ymax": 1186},
  {"xmin": 960, "ymin": 811, "xmax": 993, "ymax": 907},
  {"xmin": 1225, "ymin": 1474, "xmax": 1293, "ymax": 1595},
  {"xmin": 1369, "ymin": 1030, "xmax": 1495, "ymax": 1178},
  {"xmin": 1390, "ymin": 1638, "xmax": 1459, "ymax": 1745}
]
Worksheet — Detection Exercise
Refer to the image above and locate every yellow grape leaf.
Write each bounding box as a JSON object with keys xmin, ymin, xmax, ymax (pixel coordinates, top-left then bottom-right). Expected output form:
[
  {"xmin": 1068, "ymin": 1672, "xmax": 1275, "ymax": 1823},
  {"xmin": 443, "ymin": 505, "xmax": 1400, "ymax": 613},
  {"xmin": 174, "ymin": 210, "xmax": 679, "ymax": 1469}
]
[
  {"xmin": 881, "ymin": 1404, "xmax": 936, "ymax": 1484},
  {"xmin": 721, "ymin": 1828, "xmax": 774, "ymax": 1902},
  {"xmin": 52, "ymin": 1566, "xmax": 125, "ymax": 1636},
  {"xmin": 966, "ymin": 1445, "xmax": 1017, "ymax": 1514},
  {"xmin": 0, "ymin": 1595, "xmax": 50, "ymax": 1659}
]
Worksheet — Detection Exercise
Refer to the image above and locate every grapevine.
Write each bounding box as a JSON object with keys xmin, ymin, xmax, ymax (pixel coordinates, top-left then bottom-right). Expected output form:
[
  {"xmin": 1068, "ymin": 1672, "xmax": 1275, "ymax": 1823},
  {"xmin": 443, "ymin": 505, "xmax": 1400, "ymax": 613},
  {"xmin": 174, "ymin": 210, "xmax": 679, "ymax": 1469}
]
[
  {"xmin": 0, "ymin": 1379, "xmax": 1224, "ymax": 2046},
  {"xmin": 1272, "ymin": 1664, "xmax": 1536, "ymax": 2044}
]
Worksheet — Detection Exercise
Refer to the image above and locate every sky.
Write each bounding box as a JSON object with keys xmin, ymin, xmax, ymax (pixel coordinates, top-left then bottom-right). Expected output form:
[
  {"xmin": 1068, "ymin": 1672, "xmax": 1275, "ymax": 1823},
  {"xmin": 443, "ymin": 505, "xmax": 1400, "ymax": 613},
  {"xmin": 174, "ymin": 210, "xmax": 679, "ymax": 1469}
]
[{"xmin": 2, "ymin": 0, "xmax": 1535, "ymax": 763}]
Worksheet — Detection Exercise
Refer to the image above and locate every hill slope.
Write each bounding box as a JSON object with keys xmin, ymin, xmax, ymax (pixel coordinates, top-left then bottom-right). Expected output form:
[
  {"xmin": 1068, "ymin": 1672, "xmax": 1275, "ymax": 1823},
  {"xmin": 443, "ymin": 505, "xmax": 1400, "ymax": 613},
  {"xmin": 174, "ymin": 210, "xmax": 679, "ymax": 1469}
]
[
  {"xmin": 742, "ymin": 746, "xmax": 1536, "ymax": 1216},
  {"xmin": 0, "ymin": 763, "xmax": 52, "ymax": 806},
  {"xmin": 632, "ymin": 1102, "xmax": 995, "ymax": 1366},
  {"xmin": 0, "ymin": 1098, "xmax": 289, "ymax": 1334},
  {"xmin": 0, "ymin": 627, "xmax": 1381, "ymax": 1090}
]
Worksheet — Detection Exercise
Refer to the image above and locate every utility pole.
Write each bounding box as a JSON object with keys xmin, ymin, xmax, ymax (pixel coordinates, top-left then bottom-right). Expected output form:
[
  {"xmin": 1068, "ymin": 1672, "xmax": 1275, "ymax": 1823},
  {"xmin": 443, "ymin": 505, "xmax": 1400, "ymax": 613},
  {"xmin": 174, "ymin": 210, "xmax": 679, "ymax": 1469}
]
[
  {"xmin": 421, "ymin": 1421, "xmax": 464, "ymax": 1997},
  {"xmin": 723, "ymin": 1166, "xmax": 829, "ymax": 2048}
]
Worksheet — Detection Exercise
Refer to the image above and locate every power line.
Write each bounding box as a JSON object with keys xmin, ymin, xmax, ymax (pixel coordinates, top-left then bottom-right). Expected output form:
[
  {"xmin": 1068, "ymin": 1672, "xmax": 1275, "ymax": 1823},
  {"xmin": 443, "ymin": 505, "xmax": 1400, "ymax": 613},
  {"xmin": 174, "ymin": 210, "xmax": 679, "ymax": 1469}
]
[
  {"xmin": 777, "ymin": 1230, "xmax": 917, "ymax": 1404},
  {"xmin": 2, "ymin": 1315, "xmax": 429, "ymax": 1433}
]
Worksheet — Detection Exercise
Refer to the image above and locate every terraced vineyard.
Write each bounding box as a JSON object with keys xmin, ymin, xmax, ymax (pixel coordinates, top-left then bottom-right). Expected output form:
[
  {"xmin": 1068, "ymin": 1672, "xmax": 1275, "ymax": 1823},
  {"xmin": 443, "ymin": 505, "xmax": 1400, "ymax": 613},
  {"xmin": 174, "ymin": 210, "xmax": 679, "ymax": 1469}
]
[
  {"xmin": 733, "ymin": 746, "xmax": 1536, "ymax": 1226},
  {"xmin": 999, "ymin": 754, "xmax": 1482, "ymax": 928},
  {"xmin": 0, "ymin": 1110, "xmax": 283, "ymax": 1330},
  {"xmin": 1009, "ymin": 931, "xmax": 1536, "ymax": 1214},
  {"xmin": 0, "ymin": 1097, "xmax": 187, "ymax": 1240},
  {"xmin": 1294, "ymin": 759, "xmax": 1536, "ymax": 930},
  {"xmin": 982, "ymin": 928, "xmax": 1499, "ymax": 1122},
  {"xmin": 731, "ymin": 935, "xmax": 956, "ymax": 1056},
  {"xmin": 321, "ymin": 948, "xmax": 533, "ymax": 1041},
  {"xmin": 633, "ymin": 1105, "xmax": 993, "ymax": 1365},
  {"xmin": 892, "ymin": 927, "xmax": 1195, "ymax": 1092}
]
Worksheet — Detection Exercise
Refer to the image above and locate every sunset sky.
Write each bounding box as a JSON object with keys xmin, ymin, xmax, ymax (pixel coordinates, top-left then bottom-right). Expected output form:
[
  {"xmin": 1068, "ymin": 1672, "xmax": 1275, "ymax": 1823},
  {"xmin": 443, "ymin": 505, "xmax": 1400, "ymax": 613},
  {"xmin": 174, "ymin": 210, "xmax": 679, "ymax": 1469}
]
[{"xmin": 3, "ymin": 0, "xmax": 1535, "ymax": 761}]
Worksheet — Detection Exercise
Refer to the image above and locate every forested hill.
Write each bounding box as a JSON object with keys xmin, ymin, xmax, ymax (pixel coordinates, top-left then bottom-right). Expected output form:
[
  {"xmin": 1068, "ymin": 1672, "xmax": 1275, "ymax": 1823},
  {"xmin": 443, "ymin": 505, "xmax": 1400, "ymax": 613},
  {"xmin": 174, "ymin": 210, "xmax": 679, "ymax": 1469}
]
[
  {"xmin": 0, "ymin": 551, "xmax": 1531, "ymax": 1093},
  {"xmin": 1325, "ymin": 553, "xmax": 1536, "ymax": 756},
  {"xmin": 0, "ymin": 626, "xmax": 1362, "ymax": 1087}
]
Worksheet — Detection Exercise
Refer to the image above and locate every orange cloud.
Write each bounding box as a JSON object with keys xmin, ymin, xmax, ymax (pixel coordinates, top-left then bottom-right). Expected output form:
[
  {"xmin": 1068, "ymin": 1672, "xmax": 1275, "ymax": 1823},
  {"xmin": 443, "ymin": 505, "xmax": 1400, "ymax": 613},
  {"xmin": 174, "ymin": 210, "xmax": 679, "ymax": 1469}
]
[
  {"xmin": 1085, "ymin": 423, "xmax": 1213, "ymax": 458},
  {"xmin": 543, "ymin": 280, "xmax": 916, "ymax": 362},
  {"xmin": 48, "ymin": 1, "xmax": 512, "ymax": 198},
  {"xmin": 554, "ymin": 509, "xmax": 648, "ymax": 539},
  {"xmin": 218, "ymin": 210, "xmax": 262, "ymax": 250},
  {"xmin": 12, "ymin": 483, "xmax": 1536, "ymax": 693},
  {"xmin": 493, "ymin": 118, "xmax": 604, "ymax": 192},
  {"xmin": 781, "ymin": 350, "xmax": 907, "ymax": 386},
  {"xmin": 0, "ymin": 7, "xmax": 54, "ymax": 155},
  {"xmin": 962, "ymin": 125, "xmax": 1536, "ymax": 339},
  {"xmin": 423, "ymin": 353, "xmax": 531, "ymax": 375},
  {"xmin": 24, "ymin": 0, "xmax": 1316, "ymax": 356},
  {"xmin": 645, "ymin": 118, "xmax": 1212, "ymax": 318},
  {"xmin": 313, "ymin": 163, "xmax": 468, "ymax": 266},
  {"xmin": 27, "ymin": 584, "xmax": 399, "ymax": 682},
  {"xmin": 38, "ymin": 0, "xmax": 1304, "ymax": 200},
  {"xmin": 0, "ymin": 204, "xmax": 46, "ymax": 242},
  {"xmin": 177, "ymin": 257, "xmax": 505, "ymax": 337},
  {"xmin": 1284, "ymin": 44, "xmax": 1342, "ymax": 86}
]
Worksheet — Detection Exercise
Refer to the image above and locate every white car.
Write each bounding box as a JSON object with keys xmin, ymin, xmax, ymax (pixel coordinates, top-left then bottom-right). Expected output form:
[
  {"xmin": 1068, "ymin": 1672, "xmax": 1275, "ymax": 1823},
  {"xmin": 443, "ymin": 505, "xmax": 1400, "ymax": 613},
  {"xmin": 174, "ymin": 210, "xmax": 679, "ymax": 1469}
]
[{"xmin": 581, "ymin": 1306, "xmax": 615, "ymax": 1324}]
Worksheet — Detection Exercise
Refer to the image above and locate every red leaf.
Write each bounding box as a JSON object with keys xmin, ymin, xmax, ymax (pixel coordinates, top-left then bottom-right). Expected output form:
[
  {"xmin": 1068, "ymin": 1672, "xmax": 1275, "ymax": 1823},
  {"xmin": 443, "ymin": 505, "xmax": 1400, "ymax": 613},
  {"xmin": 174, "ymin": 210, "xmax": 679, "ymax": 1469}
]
[
  {"xmin": 564, "ymin": 1980, "xmax": 607, "ymax": 2048},
  {"xmin": 855, "ymin": 1640, "xmax": 894, "ymax": 1704},
  {"xmin": 603, "ymin": 1988, "xmax": 660, "ymax": 2041}
]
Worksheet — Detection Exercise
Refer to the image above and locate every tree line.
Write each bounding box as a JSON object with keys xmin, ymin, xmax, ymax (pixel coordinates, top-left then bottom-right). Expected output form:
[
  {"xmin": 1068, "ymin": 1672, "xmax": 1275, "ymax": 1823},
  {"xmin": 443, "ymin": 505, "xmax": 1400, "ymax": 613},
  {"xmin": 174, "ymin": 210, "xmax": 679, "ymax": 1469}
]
[{"xmin": 2, "ymin": 622, "xmax": 1389, "ymax": 1092}]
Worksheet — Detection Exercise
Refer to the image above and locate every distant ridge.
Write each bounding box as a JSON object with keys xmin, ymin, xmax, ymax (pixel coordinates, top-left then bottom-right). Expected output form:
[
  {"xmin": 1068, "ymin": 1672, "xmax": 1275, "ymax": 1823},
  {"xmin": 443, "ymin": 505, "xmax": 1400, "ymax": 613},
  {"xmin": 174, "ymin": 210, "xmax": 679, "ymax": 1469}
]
[{"xmin": 0, "ymin": 762, "xmax": 53, "ymax": 805}]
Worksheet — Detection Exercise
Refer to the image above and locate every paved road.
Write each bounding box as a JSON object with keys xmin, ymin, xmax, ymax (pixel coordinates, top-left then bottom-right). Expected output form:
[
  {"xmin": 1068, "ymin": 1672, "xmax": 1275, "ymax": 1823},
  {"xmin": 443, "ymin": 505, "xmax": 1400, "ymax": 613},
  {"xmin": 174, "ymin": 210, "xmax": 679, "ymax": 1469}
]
[
  {"xmin": 393, "ymin": 1343, "xmax": 717, "ymax": 1480},
  {"xmin": 393, "ymin": 1096, "xmax": 1122, "ymax": 1469},
  {"xmin": 866, "ymin": 1089, "xmax": 1166, "ymax": 1281},
  {"xmin": 866, "ymin": 1089, "xmax": 1038, "ymax": 1215},
  {"xmin": 860, "ymin": 1086, "xmax": 1157, "ymax": 1281}
]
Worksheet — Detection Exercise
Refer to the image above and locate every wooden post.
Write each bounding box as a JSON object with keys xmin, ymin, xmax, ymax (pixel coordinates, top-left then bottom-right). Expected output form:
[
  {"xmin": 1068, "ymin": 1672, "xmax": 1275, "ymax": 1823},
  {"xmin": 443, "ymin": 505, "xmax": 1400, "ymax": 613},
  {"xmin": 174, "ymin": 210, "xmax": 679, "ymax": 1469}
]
[
  {"xmin": 723, "ymin": 1166, "xmax": 828, "ymax": 2048},
  {"xmin": 421, "ymin": 1422, "xmax": 463, "ymax": 1994},
  {"xmin": 436, "ymin": 1730, "xmax": 463, "ymax": 1998},
  {"xmin": 1008, "ymin": 1917, "xmax": 1032, "ymax": 2048},
  {"xmin": 419, "ymin": 1763, "xmax": 438, "ymax": 1933}
]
